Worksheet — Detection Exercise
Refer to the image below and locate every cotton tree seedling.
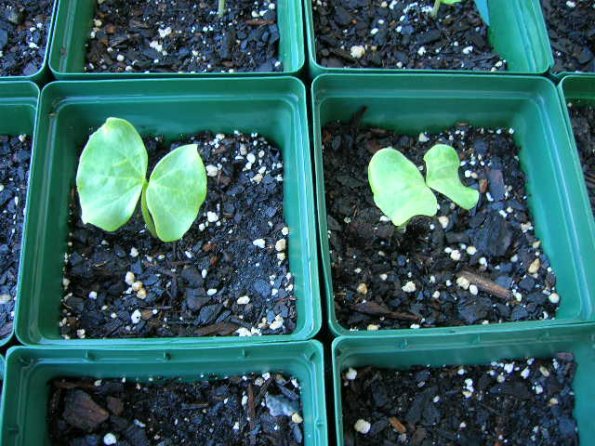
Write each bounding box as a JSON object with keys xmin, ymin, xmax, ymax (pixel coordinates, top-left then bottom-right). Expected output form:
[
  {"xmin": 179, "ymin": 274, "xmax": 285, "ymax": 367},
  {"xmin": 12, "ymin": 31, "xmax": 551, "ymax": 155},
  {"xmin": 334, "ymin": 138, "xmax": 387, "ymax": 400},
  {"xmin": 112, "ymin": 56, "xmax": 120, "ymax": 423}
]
[
  {"xmin": 368, "ymin": 144, "xmax": 479, "ymax": 231},
  {"xmin": 431, "ymin": 0, "xmax": 462, "ymax": 18},
  {"xmin": 76, "ymin": 118, "xmax": 207, "ymax": 242},
  {"xmin": 218, "ymin": 0, "xmax": 226, "ymax": 17},
  {"xmin": 368, "ymin": 148, "xmax": 438, "ymax": 229}
]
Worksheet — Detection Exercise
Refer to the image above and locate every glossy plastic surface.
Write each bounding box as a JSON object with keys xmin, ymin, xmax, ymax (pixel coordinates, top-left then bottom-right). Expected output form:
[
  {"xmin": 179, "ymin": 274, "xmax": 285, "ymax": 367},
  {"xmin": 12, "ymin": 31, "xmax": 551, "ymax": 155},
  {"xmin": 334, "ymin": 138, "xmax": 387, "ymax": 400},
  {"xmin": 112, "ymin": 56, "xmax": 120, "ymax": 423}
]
[
  {"xmin": 0, "ymin": 82, "xmax": 40, "ymax": 347},
  {"xmin": 49, "ymin": 0, "xmax": 305, "ymax": 78},
  {"xmin": 332, "ymin": 327, "xmax": 595, "ymax": 446},
  {"xmin": 313, "ymin": 74, "xmax": 595, "ymax": 337},
  {"xmin": 17, "ymin": 77, "xmax": 321, "ymax": 346},
  {"xmin": 1, "ymin": 341, "xmax": 328, "ymax": 445}
]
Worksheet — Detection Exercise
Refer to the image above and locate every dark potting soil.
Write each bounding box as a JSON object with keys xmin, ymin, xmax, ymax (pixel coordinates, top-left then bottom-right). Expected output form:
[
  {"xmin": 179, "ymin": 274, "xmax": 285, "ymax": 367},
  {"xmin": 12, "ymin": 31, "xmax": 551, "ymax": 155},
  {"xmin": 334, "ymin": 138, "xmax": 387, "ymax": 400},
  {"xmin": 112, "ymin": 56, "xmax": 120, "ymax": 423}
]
[
  {"xmin": 0, "ymin": 0, "xmax": 53, "ymax": 76},
  {"xmin": 541, "ymin": 0, "xmax": 595, "ymax": 73},
  {"xmin": 85, "ymin": 0, "xmax": 282, "ymax": 74},
  {"xmin": 568, "ymin": 103, "xmax": 595, "ymax": 215},
  {"xmin": 49, "ymin": 373, "xmax": 304, "ymax": 446},
  {"xmin": 0, "ymin": 134, "xmax": 30, "ymax": 339},
  {"xmin": 312, "ymin": 0, "xmax": 506, "ymax": 71},
  {"xmin": 342, "ymin": 353, "xmax": 578, "ymax": 445},
  {"xmin": 323, "ymin": 115, "xmax": 560, "ymax": 330},
  {"xmin": 61, "ymin": 131, "xmax": 295, "ymax": 339}
]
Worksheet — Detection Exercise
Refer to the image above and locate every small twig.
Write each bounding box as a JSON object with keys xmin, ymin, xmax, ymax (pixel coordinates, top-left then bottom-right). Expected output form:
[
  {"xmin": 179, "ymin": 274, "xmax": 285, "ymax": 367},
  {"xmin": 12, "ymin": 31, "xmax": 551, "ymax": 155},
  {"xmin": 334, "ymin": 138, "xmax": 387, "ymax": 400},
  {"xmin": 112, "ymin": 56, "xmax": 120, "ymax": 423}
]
[
  {"xmin": 457, "ymin": 270, "xmax": 511, "ymax": 300},
  {"xmin": 352, "ymin": 301, "xmax": 421, "ymax": 322}
]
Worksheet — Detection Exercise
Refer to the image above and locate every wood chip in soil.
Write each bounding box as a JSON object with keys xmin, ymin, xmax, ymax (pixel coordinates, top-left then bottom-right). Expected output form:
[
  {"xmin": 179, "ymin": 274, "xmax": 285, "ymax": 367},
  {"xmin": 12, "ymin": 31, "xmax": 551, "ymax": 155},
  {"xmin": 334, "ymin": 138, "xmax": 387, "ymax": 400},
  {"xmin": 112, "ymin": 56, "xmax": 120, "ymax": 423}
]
[
  {"xmin": 568, "ymin": 102, "xmax": 595, "ymax": 215},
  {"xmin": 85, "ymin": 0, "xmax": 282, "ymax": 74},
  {"xmin": 0, "ymin": 0, "xmax": 54, "ymax": 76},
  {"xmin": 312, "ymin": 0, "xmax": 506, "ymax": 71},
  {"xmin": 0, "ymin": 134, "xmax": 30, "ymax": 339},
  {"xmin": 61, "ymin": 131, "xmax": 295, "ymax": 339},
  {"xmin": 323, "ymin": 116, "xmax": 560, "ymax": 330},
  {"xmin": 342, "ymin": 353, "xmax": 578, "ymax": 445},
  {"xmin": 541, "ymin": 0, "xmax": 595, "ymax": 73},
  {"xmin": 49, "ymin": 373, "xmax": 304, "ymax": 445}
]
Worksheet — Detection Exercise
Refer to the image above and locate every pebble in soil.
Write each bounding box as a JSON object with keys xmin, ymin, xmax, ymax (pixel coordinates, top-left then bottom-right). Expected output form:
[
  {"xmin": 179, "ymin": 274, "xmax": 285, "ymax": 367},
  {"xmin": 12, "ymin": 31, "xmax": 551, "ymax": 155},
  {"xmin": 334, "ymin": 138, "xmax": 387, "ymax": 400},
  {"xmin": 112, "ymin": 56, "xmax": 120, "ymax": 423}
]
[
  {"xmin": 0, "ymin": 0, "xmax": 54, "ymax": 76},
  {"xmin": 568, "ymin": 102, "xmax": 595, "ymax": 215},
  {"xmin": 541, "ymin": 0, "xmax": 595, "ymax": 73},
  {"xmin": 323, "ymin": 115, "xmax": 560, "ymax": 330},
  {"xmin": 49, "ymin": 373, "xmax": 304, "ymax": 446},
  {"xmin": 342, "ymin": 353, "xmax": 578, "ymax": 445},
  {"xmin": 312, "ymin": 0, "xmax": 506, "ymax": 71},
  {"xmin": 60, "ymin": 131, "xmax": 295, "ymax": 339},
  {"xmin": 0, "ymin": 134, "xmax": 30, "ymax": 340},
  {"xmin": 85, "ymin": 0, "xmax": 282, "ymax": 74}
]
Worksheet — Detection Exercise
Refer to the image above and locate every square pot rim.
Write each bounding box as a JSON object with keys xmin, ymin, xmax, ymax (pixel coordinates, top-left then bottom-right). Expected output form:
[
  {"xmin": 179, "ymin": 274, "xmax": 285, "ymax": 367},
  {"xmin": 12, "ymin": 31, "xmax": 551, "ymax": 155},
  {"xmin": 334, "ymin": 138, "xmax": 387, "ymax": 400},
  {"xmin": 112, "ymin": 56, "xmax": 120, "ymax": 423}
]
[
  {"xmin": 311, "ymin": 73, "xmax": 595, "ymax": 338},
  {"xmin": 0, "ymin": 81, "xmax": 40, "ymax": 348},
  {"xmin": 16, "ymin": 76, "xmax": 322, "ymax": 346},
  {"xmin": 331, "ymin": 326, "xmax": 595, "ymax": 446},
  {"xmin": 48, "ymin": 0, "xmax": 305, "ymax": 79},
  {"xmin": 303, "ymin": 0, "xmax": 553, "ymax": 77},
  {"xmin": 0, "ymin": 0, "xmax": 58, "ymax": 82},
  {"xmin": 2, "ymin": 340, "xmax": 328, "ymax": 446}
]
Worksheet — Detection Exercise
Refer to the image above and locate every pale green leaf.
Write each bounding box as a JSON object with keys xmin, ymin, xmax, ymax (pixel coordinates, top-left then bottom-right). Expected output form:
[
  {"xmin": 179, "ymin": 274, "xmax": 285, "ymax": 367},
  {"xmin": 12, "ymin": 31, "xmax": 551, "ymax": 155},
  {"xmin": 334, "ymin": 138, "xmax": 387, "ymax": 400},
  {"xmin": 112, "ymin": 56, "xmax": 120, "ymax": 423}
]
[
  {"xmin": 441, "ymin": 0, "xmax": 462, "ymax": 4},
  {"xmin": 369, "ymin": 147, "xmax": 438, "ymax": 228},
  {"xmin": 76, "ymin": 117, "xmax": 148, "ymax": 232},
  {"xmin": 146, "ymin": 144, "xmax": 207, "ymax": 242},
  {"xmin": 424, "ymin": 144, "xmax": 479, "ymax": 210}
]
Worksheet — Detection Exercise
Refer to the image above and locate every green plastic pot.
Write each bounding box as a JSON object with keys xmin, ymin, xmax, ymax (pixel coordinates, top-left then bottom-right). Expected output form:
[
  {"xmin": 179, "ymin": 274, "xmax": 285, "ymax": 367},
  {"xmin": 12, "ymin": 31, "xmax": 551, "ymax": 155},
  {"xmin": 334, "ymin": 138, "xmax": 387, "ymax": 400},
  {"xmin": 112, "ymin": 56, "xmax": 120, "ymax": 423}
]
[
  {"xmin": 332, "ymin": 326, "xmax": 595, "ymax": 446},
  {"xmin": 558, "ymin": 76, "xmax": 595, "ymax": 217},
  {"xmin": 304, "ymin": 0, "xmax": 552, "ymax": 78},
  {"xmin": 532, "ymin": 0, "xmax": 593, "ymax": 80},
  {"xmin": 16, "ymin": 77, "xmax": 321, "ymax": 346},
  {"xmin": 1, "ymin": 340, "xmax": 328, "ymax": 445},
  {"xmin": 0, "ymin": 81, "xmax": 40, "ymax": 347},
  {"xmin": 0, "ymin": 1, "xmax": 57, "ymax": 83},
  {"xmin": 49, "ymin": 0, "xmax": 305, "ymax": 79},
  {"xmin": 312, "ymin": 74, "xmax": 595, "ymax": 337}
]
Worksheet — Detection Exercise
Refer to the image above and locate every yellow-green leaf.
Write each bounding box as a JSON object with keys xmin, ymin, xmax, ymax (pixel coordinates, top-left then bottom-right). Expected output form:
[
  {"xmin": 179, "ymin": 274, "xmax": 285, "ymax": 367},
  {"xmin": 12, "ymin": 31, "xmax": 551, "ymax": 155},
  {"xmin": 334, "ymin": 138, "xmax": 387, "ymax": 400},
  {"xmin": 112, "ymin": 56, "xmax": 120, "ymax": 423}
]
[
  {"xmin": 369, "ymin": 147, "xmax": 438, "ymax": 228},
  {"xmin": 424, "ymin": 144, "xmax": 479, "ymax": 210},
  {"xmin": 76, "ymin": 117, "xmax": 147, "ymax": 232},
  {"xmin": 146, "ymin": 144, "xmax": 207, "ymax": 242}
]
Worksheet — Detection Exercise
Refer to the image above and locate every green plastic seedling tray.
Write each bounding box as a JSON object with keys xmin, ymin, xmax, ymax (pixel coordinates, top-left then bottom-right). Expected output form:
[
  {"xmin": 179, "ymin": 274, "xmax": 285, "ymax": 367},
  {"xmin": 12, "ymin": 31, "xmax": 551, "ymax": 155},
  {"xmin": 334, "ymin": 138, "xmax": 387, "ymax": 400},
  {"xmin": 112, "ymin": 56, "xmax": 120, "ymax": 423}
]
[
  {"xmin": 0, "ymin": 82, "xmax": 40, "ymax": 347},
  {"xmin": 1, "ymin": 340, "xmax": 328, "ymax": 445},
  {"xmin": 49, "ymin": 0, "xmax": 305, "ymax": 79},
  {"xmin": 304, "ymin": 0, "xmax": 552, "ymax": 78},
  {"xmin": 0, "ymin": 0, "xmax": 57, "ymax": 83},
  {"xmin": 16, "ymin": 77, "xmax": 321, "ymax": 346},
  {"xmin": 332, "ymin": 326, "xmax": 595, "ymax": 446},
  {"xmin": 313, "ymin": 74, "xmax": 595, "ymax": 338}
]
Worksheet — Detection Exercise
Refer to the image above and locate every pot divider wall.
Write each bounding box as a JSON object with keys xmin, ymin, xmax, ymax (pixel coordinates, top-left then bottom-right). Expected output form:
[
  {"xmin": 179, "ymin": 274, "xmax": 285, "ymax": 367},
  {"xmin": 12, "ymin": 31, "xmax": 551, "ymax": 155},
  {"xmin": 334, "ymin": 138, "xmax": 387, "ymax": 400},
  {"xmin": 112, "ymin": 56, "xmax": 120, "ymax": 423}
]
[
  {"xmin": 313, "ymin": 74, "xmax": 595, "ymax": 337},
  {"xmin": 16, "ymin": 77, "xmax": 321, "ymax": 346},
  {"xmin": 49, "ymin": 0, "xmax": 305, "ymax": 79},
  {"xmin": 332, "ymin": 326, "xmax": 595, "ymax": 446},
  {"xmin": 304, "ymin": 0, "xmax": 552, "ymax": 78},
  {"xmin": 558, "ymin": 75, "xmax": 595, "ymax": 227},
  {"xmin": 0, "ymin": 81, "xmax": 40, "ymax": 347},
  {"xmin": 1, "ymin": 341, "xmax": 328, "ymax": 445}
]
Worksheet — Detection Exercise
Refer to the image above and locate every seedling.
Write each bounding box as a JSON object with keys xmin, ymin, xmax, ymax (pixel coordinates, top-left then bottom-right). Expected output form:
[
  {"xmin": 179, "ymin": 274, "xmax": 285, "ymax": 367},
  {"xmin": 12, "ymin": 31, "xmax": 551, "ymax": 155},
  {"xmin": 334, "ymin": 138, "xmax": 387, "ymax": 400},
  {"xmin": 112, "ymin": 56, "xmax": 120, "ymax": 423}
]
[
  {"xmin": 218, "ymin": 0, "xmax": 226, "ymax": 17},
  {"xmin": 76, "ymin": 118, "xmax": 207, "ymax": 243},
  {"xmin": 431, "ymin": 0, "xmax": 462, "ymax": 18},
  {"xmin": 368, "ymin": 144, "xmax": 479, "ymax": 230}
]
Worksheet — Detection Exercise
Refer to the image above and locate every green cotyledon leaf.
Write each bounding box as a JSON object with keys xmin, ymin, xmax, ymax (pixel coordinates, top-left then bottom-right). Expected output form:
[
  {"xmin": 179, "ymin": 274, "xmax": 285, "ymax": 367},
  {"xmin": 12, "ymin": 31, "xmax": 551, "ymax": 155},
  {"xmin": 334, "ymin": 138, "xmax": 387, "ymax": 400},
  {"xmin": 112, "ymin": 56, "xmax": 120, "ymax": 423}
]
[
  {"xmin": 145, "ymin": 144, "xmax": 207, "ymax": 242},
  {"xmin": 76, "ymin": 117, "xmax": 148, "ymax": 232},
  {"xmin": 368, "ymin": 147, "xmax": 438, "ymax": 228},
  {"xmin": 424, "ymin": 144, "xmax": 479, "ymax": 210}
]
